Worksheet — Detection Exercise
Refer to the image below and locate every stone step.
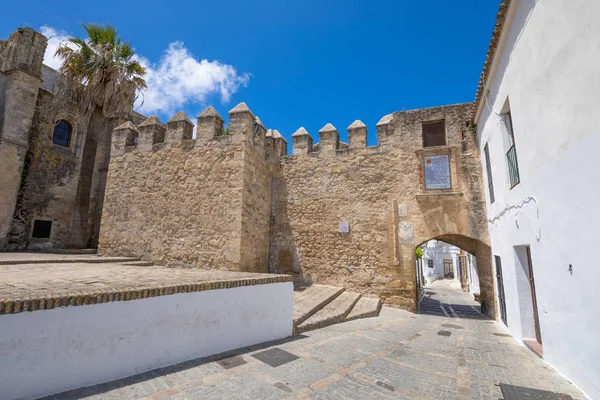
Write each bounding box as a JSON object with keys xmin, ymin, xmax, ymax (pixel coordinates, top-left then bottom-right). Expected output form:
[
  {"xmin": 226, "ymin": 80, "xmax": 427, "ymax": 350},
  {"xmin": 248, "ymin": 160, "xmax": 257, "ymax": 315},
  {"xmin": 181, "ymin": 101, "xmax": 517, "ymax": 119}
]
[
  {"xmin": 296, "ymin": 291, "xmax": 362, "ymax": 334},
  {"xmin": 120, "ymin": 261, "xmax": 155, "ymax": 267},
  {"xmin": 293, "ymin": 285, "xmax": 345, "ymax": 327},
  {"xmin": 33, "ymin": 249, "xmax": 98, "ymax": 255},
  {"xmin": 345, "ymin": 296, "xmax": 383, "ymax": 322}
]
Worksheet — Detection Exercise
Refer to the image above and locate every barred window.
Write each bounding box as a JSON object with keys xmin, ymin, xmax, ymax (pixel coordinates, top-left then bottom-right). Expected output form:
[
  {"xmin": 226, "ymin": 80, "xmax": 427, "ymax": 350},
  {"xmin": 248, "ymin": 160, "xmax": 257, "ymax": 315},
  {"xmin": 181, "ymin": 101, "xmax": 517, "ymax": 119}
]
[
  {"xmin": 503, "ymin": 111, "xmax": 520, "ymax": 188},
  {"xmin": 422, "ymin": 120, "xmax": 446, "ymax": 147}
]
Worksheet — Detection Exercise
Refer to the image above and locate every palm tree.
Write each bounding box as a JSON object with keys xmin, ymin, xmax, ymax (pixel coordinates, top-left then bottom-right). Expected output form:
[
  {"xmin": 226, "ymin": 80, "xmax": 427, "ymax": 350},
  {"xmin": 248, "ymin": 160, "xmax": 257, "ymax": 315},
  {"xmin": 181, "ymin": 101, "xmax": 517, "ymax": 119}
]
[{"xmin": 55, "ymin": 23, "xmax": 147, "ymax": 116}]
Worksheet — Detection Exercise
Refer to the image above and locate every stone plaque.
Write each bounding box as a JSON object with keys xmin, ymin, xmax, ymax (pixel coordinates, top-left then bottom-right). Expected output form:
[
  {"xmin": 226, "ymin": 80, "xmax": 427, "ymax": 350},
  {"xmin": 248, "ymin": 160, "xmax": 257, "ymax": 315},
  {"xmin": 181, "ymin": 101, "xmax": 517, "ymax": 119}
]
[
  {"xmin": 397, "ymin": 204, "xmax": 407, "ymax": 217},
  {"xmin": 424, "ymin": 154, "xmax": 451, "ymax": 190},
  {"xmin": 397, "ymin": 222, "xmax": 414, "ymax": 244},
  {"xmin": 339, "ymin": 221, "xmax": 349, "ymax": 233}
]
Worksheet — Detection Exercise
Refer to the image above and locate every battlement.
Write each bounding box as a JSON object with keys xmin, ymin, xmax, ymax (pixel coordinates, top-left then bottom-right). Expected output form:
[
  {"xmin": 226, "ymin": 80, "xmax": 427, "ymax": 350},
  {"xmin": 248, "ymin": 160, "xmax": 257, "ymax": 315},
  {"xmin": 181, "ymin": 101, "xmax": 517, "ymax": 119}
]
[
  {"xmin": 290, "ymin": 103, "xmax": 472, "ymax": 157},
  {"xmin": 110, "ymin": 102, "xmax": 288, "ymax": 159}
]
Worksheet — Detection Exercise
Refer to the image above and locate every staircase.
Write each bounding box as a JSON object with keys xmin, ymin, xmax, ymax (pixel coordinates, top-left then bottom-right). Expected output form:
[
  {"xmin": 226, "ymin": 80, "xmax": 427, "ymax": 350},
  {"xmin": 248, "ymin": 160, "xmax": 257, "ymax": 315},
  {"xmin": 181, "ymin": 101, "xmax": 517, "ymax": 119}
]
[{"xmin": 293, "ymin": 284, "xmax": 383, "ymax": 334}]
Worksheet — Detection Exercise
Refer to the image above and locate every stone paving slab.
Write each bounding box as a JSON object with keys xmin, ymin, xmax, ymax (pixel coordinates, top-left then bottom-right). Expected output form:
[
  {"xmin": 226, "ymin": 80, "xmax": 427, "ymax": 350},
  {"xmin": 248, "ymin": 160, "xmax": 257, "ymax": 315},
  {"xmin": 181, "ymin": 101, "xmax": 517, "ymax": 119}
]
[
  {"xmin": 0, "ymin": 252, "xmax": 138, "ymax": 265},
  {"xmin": 296, "ymin": 291, "xmax": 361, "ymax": 334},
  {"xmin": 293, "ymin": 285, "xmax": 345, "ymax": 326},
  {"xmin": 0, "ymin": 262, "xmax": 291, "ymax": 314},
  {"xmin": 42, "ymin": 307, "xmax": 587, "ymax": 400}
]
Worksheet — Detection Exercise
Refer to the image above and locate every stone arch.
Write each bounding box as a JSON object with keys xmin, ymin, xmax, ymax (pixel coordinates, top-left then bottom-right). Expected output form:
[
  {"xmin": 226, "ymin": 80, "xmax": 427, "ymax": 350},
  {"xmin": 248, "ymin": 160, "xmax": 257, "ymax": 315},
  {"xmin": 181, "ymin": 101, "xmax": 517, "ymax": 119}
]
[{"xmin": 415, "ymin": 233, "xmax": 496, "ymax": 319}]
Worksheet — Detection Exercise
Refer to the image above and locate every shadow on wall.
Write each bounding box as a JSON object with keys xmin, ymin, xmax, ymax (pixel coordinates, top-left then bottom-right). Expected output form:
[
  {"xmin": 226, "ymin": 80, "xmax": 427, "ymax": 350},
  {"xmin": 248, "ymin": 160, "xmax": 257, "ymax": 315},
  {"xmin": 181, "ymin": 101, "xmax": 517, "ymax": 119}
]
[{"xmin": 268, "ymin": 173, "xmax": 308, "ymax": 284}]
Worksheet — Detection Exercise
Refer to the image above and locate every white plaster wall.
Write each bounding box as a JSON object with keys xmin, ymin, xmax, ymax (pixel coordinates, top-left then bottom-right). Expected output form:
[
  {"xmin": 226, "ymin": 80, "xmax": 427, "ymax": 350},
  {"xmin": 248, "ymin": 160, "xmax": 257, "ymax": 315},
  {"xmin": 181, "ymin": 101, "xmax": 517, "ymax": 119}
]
[
  {"xmin": 476, "ymin": 0, "xmax": 600, "ymax": 397},
  {"xmin": 466, "ymin": 254, "xmax": 480, "ymax": 295},
  {"xmin": 0, "ymin": 282, "xmax": 294, "ymax": 400}
]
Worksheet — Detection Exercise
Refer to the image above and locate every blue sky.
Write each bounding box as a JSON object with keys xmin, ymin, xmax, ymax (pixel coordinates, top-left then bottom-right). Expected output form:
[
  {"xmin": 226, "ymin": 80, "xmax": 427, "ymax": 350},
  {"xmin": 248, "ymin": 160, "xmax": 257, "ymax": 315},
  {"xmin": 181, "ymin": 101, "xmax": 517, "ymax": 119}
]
[{"xmin": 2, "ymin": 0, "xmax": 500, "ymax": 147}]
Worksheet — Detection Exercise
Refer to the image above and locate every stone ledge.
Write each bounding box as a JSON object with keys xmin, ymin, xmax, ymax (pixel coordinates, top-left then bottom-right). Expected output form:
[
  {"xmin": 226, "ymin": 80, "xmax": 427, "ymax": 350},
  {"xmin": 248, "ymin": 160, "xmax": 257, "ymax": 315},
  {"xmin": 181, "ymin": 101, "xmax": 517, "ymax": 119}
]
[
  {"xmin": 0, "ymin": 275, "xmax": 292, "ymax": 315},
  {"xmin": 416, "ymin": 192, "xmax": 463, "ymax": 200}
]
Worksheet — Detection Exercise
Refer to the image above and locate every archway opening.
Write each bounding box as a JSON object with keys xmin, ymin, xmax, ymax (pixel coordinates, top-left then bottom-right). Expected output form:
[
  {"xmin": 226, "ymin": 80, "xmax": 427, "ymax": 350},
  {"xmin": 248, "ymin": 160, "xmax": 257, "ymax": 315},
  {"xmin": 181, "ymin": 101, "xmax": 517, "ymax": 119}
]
[{"xmin": 414, "ymin": 234, "xmax": 495, "ymax": 320}]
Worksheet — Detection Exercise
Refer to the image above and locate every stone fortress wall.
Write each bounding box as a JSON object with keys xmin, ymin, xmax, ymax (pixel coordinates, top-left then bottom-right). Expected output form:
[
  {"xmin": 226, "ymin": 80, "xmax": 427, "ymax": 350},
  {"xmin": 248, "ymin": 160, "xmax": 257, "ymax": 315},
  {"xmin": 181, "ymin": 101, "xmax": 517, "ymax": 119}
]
[
  {"xmin": 272, "ymin": 103, "xmax": 493, "ymax": 311},
  {"xmin": 99, "ymin": 101, "xmax": 495, "ymax": 314},
  {"xmin": 98, "ymin": 104, "xmax": 285, "ymax": 273}
]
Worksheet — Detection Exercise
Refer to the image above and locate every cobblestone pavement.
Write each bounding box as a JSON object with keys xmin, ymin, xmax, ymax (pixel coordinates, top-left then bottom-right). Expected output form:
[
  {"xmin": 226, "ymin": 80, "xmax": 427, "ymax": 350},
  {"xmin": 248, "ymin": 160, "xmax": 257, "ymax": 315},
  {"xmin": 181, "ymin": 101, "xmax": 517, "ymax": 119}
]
[
  {"xmin": 420, "ymin": 280, "xmax": 486, "ymax": 319},
  {"xmin": 44, "ymin": 307, "xmax": 586, "ymax": 400}
]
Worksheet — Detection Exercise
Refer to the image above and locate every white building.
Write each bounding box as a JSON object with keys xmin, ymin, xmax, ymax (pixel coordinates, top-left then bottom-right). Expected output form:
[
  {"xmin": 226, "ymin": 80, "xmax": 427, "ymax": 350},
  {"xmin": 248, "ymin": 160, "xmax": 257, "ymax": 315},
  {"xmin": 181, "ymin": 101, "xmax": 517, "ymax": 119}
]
[
  {"xmin": 420, "ymin": 240, "xmax": 480, "ymax": 297},
  {"xmin": 474, "ymin": 0, "xmax": 600, "ymax": 398}
]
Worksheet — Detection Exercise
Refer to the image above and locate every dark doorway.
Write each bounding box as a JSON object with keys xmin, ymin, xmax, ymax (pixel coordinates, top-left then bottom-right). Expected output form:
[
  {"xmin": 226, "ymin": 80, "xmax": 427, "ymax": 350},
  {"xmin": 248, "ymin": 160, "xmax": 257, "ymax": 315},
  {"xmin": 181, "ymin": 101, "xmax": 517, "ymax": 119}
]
[
  {"xmin": 525, "ymin": 246, "xmax": 542, "ymax": 344},
  {"xmin": 495, "ymin": 255, "xmax": 508, "ymax": 326},
  {"xmin": 443, "ymin": 259, "xmax": 454, "ymax": 278}
]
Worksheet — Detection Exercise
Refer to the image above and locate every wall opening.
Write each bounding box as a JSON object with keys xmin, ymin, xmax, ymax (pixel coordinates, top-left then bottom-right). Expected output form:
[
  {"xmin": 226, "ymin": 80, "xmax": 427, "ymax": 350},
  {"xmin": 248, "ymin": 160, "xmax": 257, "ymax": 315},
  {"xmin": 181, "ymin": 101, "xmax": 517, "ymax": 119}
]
[
  {"xmin": 422, "ymin": 120, "xmax": 447, "ymax": 147},
  {"xmin": 32, "ymin": 219, "xmax": 52, "ymax": 239},
  {"xmin": 417, "ymin": 236, "xmax": 490, "ymax": 319}
]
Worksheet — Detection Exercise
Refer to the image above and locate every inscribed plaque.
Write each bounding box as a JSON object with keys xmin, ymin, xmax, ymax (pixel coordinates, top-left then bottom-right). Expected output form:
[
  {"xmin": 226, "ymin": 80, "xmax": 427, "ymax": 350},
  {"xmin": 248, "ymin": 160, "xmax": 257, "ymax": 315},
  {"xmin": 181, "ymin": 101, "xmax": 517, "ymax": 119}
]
[{"xmin": 424, "ymin": 154, "xmax": 451, "ymax": 190}]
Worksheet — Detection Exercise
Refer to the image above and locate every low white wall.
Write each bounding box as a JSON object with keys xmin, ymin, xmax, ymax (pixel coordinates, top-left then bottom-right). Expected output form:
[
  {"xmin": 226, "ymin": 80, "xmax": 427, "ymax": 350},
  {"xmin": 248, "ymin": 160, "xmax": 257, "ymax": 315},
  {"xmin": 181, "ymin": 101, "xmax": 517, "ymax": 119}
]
[{"xmin": 0, "ymin": 282, "xmax": 293, "ymax": 400}]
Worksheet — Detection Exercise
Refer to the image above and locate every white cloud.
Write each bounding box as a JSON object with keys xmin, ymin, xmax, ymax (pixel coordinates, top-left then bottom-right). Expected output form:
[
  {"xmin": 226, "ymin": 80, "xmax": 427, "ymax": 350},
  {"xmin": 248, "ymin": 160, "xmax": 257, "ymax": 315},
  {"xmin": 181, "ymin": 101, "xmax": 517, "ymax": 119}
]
[
  {"xmin": 38, "ymin": 26, "xmax": 250, "ymax": 115},
  {"xmin": 135, "ymin": 42, "xmax": 250, "ymax": 115},
  {"xmin": 40, "ymin": 26, "xmax": 73, "ymax": 70}
]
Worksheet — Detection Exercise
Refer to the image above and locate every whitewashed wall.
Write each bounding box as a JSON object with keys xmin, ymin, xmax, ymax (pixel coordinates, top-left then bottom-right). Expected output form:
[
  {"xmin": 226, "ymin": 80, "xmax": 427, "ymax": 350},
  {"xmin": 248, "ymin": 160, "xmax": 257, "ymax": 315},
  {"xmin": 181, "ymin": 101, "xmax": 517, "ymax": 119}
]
[
  {"xmin": 422, "ymin": 240, "xmax": 459, "ymax": 284},
  {"xmin": 476, "ymin": 0, "xmax": 600, "ymax": 398},
  {"xmin": 0, "ymin": 282, "xmax": 294, "ymax": 400}
]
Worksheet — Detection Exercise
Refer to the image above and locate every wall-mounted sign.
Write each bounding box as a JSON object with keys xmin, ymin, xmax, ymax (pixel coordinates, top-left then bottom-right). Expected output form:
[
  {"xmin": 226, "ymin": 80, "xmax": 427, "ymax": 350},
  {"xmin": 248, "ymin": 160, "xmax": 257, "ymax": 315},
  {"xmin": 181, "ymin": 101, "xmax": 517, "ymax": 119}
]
[
  {"xmin": 339, "ymin": 221, "xmax": 349, "ymax": 233},
  {"xmin": 424, "ymin": 154, "xmax": 451, "ymax": 190}
]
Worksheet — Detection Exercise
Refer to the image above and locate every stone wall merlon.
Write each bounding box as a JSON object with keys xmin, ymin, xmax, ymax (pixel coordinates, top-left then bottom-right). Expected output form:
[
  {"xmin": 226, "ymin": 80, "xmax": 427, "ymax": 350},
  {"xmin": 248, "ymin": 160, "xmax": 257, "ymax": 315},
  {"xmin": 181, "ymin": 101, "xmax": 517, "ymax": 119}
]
[
  {"xmin": 291, "ymin": 127, "xmax": 313, "ymax": 155},
  {"xmin": 111, "ymin": 121, "xmax": 138, "ymax": 157},
  {"xmin": 196, "ymin": 106, "xmax": 224, "ymax": 142},
  {"xmin": 318, "ymin": 123, "xmax": 340, "ymax": 154},
  {"xmin": 166, "ymin": 111, "xmax": 193, "ymax": 142},
  {"xmin": 138, "ymin": 116, "xmax": 166, "ymax": 152},
  {"xmin": 347, "ymin": 120, "xmax": 367, "ymax": 148}
]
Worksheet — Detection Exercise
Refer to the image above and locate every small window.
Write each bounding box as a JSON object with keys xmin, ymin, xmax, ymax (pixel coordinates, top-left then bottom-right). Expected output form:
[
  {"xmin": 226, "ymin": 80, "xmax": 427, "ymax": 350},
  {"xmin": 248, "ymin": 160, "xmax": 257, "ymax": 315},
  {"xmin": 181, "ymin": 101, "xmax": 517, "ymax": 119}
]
[
  {"xmin": 53, "ymin": 120, "xmax": 72, "ymax": 147},
  {"xmin": 32, "ymin": 220, "xmax": 52, "ymax": 239},
  {"xmin": 502, "ymin": 111, "xmax": 520, "ymax": 188},
  {"xmin": 422, "ymin": 120, "xmax": 446, "ymax": 147},
  {"xmin": 484, "ymin": 143, "xmax": 495, "ymax": 203},
  {"xmin": 428, "ymin": 259, "xmax": 434, "ymax": 268}
]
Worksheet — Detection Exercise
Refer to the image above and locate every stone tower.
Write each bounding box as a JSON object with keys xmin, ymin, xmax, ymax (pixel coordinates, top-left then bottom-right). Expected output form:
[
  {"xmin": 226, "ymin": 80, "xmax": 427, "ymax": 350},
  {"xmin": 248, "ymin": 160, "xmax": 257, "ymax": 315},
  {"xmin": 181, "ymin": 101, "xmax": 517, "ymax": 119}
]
[{"xmin": 0, "ymin": 28, "xmax": 47, "ymax": 248}]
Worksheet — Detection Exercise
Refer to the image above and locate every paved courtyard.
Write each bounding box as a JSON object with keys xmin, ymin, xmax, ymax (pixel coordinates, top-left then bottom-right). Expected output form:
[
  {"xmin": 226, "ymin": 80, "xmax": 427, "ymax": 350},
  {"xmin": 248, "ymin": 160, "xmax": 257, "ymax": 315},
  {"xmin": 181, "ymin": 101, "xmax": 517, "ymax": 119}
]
[{"xmin": 43, "ymin": 306, "xmax": 585, "ymax": 400}]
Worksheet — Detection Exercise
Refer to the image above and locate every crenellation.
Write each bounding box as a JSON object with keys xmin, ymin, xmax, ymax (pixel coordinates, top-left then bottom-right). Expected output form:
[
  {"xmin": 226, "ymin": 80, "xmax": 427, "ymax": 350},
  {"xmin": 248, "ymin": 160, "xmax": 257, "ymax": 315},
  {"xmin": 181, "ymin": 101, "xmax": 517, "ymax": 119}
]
[
  {"xmin": 138, "ymin": 116, "xmax": 165, "ymax": 152},
  {"xmin": 318, "ymin": 123, "xmax": 339, "ymax": 154},
  {"xmin": 347, "ymin": 120, "xmax": 367, "ymax": 148},
  {"xmin": 228, "ymin": 102, "xmax": 255, "ymax": 145},
  {"xmin": 376, "ymin": 113, "xmax": 393, "ymax": 145},
  {"xmin": 196, "ymin": 106, "xmax": 224, "ymax": 143},
  {"xmin": 291, "ymin": 127, "xmax": 313, "ymax": 155},
  {"xmin": 166, "ymin": 111, "xmax": 193, "ymax": 143},
  {"xmin": 111, "ymin": 121, "xmax": 138, "ymax": 157}
]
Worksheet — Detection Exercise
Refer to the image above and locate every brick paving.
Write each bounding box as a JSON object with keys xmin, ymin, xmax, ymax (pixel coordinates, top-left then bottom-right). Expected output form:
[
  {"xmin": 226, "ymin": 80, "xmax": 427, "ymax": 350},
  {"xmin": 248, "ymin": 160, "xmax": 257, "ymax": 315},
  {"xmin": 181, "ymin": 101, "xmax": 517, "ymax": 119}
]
[{"xmin": 43, "ymin": 307, "xmax": 586, "ymax": 400}]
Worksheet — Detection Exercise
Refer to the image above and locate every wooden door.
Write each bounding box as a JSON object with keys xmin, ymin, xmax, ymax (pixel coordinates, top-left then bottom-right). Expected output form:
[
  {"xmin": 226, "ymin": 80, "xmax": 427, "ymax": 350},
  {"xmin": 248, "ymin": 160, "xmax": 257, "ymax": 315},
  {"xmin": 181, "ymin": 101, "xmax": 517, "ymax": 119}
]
[{"xmin": 526, "ymin": 246, "xmax": 542, "ymax": 344}]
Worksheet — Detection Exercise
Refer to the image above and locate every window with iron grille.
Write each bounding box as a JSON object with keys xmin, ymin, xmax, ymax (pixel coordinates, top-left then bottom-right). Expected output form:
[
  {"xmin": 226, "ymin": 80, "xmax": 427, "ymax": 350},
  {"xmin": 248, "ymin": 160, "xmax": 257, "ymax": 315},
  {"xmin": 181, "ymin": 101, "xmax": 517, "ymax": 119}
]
[
  {"xmin": 428, "ymin": 259, "xmax": 434, "ymax": 268},
  {"xmin": 503, "ymin": 111, "xmax": 520, "ymax": 188},
  {"xmin": 484, "ymin": 143, "xmax": 495, "ymax": 203},
  {"xmin": 422, "ymin": 120, "xmax": 446, "ymax": 147}
]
